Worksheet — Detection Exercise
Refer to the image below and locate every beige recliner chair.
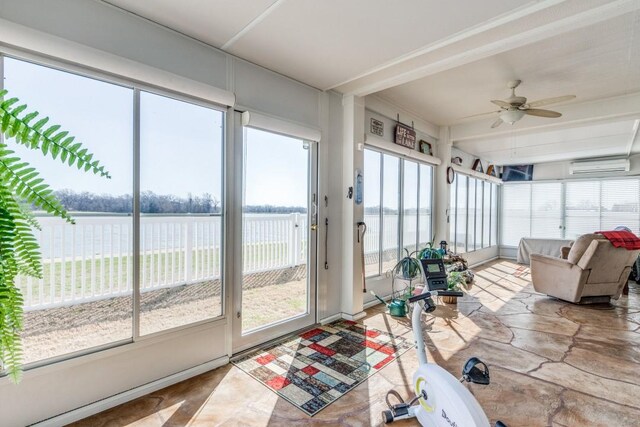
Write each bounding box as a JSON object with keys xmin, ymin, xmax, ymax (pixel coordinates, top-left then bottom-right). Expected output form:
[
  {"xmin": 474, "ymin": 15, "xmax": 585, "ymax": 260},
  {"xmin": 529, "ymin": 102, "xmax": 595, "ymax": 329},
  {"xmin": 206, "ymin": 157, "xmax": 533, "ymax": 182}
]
[{"xmin": 531, "ymin": 233, "xmax": 638, "ymax": 304}]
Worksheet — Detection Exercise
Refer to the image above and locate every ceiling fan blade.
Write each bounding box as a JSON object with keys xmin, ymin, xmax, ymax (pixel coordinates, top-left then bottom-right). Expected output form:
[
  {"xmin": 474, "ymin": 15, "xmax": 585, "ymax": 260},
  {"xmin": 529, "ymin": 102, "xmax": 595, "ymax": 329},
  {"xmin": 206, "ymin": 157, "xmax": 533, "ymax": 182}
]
[
  {"xmin": 524, "ymin": 108, "xmax": 562, "ymax": 118},
  {"xmin": 526, "ymin": 95, "xmax": 575, "ymax": 108},
  {"xmin": 491, "ymin": 118, "xmax": 504, "ymax": 128},
  {"xmin": 491, "ymin": 100, "xmax": 511, "ymax": 108},
  {"xmin": 458, "ymin": 110, "xmax": 501, "ymax": 120}
]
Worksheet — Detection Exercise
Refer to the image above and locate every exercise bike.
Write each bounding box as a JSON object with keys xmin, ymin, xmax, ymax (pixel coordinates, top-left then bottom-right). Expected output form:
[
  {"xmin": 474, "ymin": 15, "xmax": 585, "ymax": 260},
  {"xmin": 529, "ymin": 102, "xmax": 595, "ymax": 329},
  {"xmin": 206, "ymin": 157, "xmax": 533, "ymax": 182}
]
[{"xmin": 381, "ymin": 265, "xmax": 506, "ymax": 426}]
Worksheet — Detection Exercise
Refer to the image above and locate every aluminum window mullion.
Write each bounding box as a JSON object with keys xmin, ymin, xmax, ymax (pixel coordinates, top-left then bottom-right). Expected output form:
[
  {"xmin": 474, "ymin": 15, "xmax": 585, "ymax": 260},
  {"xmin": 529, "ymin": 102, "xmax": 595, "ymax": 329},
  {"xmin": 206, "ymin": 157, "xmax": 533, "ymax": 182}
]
[
  {"xmin": 132, "ymin": 89, "xmax": 141, "ymax": 340},
  {"xmin": 378, "ymin": 153, "xmax": 384, "ymax": 276},
  {"xmin": 416, "ymin": 164, "xmax": 421, "ymax": 249},
  {"xmin": 398, "ymin": 159, "xmax": 404, "ymax": 260},
  {"xmin": 453, "ymin": 178, "xmax": 458, "ymax": 251}
]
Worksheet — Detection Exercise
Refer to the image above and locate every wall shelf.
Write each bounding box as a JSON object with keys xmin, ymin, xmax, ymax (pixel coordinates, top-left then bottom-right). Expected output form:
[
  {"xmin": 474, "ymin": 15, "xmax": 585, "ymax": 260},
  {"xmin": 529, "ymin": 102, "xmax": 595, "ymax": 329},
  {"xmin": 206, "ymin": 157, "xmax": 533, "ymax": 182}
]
[{"xmin": 451, "ymin": 164, "xmax": 503, "ymax": 184}]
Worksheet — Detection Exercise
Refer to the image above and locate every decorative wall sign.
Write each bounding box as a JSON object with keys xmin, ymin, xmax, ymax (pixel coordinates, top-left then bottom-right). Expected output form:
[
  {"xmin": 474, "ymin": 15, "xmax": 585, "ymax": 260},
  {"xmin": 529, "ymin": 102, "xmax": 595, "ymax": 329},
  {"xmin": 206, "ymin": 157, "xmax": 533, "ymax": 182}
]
[
  {"xmin": 394, "ymin": 123, "xmax": 416, "ymax": 149},
  {"xmin": 472, "ymin": 159, "xmax": 484, "ymax": 173},
  {"xmin": 419, "ymin": 140, "xmax": 433, "ymax": 156},
  {"xmin": 451, "ymin": 156, "xmax": 463, "ymax": 165},
  {"xmin": 370, "ymin": 118, "xmax": 384, "ymax": 137},
  {"xmin": 486, "ymin": 165, "xmax": 497, "ymax": 177}
]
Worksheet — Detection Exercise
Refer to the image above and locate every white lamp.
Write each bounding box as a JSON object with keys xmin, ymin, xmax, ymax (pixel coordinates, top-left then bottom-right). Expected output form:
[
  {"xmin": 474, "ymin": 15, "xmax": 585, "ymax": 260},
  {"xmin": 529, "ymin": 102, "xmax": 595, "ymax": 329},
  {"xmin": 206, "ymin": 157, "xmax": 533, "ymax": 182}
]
[{"xmin": 499, "ymin": 109, "xmax": 525, "ymax": 125}]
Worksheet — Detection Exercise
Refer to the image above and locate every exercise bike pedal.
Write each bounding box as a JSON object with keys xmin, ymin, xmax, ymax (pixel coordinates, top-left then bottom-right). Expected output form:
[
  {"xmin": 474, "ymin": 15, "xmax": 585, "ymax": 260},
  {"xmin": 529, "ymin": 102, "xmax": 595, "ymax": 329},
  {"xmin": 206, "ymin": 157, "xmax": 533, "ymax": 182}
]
[{"xmin": 461, "ymin": 357, "xmax": 491, "ymax": 385}]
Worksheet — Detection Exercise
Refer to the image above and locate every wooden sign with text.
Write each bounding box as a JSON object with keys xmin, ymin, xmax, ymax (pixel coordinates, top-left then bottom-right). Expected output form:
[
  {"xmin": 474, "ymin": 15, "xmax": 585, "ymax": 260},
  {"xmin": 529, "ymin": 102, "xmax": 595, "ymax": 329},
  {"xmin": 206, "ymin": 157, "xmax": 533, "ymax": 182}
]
[{"xmin": 394, "ymin": 123, "xmax": 416, "ymax": 149}]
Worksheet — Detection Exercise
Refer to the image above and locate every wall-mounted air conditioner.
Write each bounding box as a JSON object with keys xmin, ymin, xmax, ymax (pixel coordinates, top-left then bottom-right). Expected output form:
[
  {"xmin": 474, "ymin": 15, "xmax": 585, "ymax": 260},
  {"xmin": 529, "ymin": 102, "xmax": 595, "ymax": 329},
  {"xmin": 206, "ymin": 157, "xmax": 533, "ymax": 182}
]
[{"xmin": 569, "ymin": 158, "xmax": 630, "ymax": 175}]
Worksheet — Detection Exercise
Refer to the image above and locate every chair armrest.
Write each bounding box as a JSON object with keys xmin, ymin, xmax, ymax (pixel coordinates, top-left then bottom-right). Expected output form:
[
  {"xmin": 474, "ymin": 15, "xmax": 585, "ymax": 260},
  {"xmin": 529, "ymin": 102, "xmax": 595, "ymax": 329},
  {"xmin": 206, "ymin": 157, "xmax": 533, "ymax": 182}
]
[{"xmin": 530, "ymin": 253, "xmax": 574, "ymax": 268}]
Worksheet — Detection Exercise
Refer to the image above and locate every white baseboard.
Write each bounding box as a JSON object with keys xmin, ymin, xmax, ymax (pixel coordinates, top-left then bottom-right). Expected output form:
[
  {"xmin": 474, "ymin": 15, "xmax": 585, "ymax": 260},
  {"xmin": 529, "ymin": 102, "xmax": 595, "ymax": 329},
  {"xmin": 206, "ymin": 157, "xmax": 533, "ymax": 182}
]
[
  {"xmin": 32, "ymin": 356, "xmax": 229, "ymax": 427},
  {"xmin": 319, "ymin": 313, "xmax": 342, "ymax": 325},
  {"xmin": 341, "ymin": 311, "xmax": 366, "ymax": 321}
]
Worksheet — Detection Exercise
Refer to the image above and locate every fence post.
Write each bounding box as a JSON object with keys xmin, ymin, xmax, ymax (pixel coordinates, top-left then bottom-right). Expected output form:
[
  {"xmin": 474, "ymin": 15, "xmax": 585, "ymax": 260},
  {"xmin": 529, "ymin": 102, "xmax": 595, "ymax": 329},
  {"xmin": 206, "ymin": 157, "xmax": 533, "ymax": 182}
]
[
  {"xmin": 185, "ymin": 219, "xmax": 193, "ymax": 283},
  {"xmin": 290, "ymin": 213, "xmax": 299, "ymax": 267}
]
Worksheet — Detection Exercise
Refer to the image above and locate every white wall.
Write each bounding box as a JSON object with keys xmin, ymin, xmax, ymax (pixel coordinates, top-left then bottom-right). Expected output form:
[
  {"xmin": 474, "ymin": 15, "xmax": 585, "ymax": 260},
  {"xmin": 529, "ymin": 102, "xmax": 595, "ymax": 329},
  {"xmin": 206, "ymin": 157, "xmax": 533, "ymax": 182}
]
[{"xmin": 0, "ymin": 0, "xmax": 343, "ymax": 424}]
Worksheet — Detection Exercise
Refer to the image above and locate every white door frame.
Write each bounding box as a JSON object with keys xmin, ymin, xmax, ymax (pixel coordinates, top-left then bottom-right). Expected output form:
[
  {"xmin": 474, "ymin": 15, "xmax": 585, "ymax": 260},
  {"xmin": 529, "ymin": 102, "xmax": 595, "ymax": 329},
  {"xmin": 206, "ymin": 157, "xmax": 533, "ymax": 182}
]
[{"xmin": 230, "ymin": 112, "xmax": 318, "ymax": 353}]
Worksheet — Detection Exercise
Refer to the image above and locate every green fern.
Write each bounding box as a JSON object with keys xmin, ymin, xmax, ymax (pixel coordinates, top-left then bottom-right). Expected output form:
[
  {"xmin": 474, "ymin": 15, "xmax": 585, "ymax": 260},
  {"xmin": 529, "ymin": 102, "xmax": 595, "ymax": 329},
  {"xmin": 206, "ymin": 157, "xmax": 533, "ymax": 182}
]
[{"xmin": 0, "ymin": 89, "xmax": 110, "ymax": 382}]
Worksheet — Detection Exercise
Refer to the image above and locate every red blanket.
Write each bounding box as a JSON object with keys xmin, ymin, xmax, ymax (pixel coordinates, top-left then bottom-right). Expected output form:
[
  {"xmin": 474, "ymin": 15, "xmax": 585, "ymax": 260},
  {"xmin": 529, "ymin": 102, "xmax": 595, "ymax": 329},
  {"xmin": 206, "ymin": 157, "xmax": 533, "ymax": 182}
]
[{"xmin": 597, "ymin": 230, "xmax": 640, "ymax": 250}]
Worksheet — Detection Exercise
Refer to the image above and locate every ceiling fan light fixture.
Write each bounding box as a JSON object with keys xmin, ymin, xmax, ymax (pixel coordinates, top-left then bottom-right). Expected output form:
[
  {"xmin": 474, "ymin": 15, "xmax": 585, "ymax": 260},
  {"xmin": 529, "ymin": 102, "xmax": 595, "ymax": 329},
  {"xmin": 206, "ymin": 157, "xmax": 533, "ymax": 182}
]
[{"xmin": 499, "ymin": 109, "xmax": 525, "ymax": 125}]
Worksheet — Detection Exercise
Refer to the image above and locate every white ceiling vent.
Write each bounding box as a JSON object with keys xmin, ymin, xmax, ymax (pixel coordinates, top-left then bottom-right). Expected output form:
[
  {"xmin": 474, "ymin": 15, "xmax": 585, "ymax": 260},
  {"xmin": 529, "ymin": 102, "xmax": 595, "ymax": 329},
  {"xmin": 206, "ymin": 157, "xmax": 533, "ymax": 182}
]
[{"xmin": 569, "ymin": 158, "xmax": 630, "ymax": 175}]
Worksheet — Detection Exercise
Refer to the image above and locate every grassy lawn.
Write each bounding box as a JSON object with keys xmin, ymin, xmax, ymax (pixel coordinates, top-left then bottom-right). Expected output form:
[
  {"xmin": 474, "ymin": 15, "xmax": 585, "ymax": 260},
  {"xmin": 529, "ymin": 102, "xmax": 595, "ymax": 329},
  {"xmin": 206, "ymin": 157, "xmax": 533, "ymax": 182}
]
[{"xmin": 19, "ymin": 242, "xmax": 305, "ymax": 304}]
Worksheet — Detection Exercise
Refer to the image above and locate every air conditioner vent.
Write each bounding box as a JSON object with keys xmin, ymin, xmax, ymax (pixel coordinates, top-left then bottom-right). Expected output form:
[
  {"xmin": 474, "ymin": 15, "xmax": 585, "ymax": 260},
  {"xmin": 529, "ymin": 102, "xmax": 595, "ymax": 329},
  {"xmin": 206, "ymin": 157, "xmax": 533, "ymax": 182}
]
[{"xmin": 569, "ymin": 159, "xmax": 630, "ymax": 175}]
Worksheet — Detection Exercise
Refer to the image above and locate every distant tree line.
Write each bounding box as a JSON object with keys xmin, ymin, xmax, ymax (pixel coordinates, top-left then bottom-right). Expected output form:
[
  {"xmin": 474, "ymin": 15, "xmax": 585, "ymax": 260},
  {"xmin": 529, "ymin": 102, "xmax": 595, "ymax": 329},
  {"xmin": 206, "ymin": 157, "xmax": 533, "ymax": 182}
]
[{"xmin": 50, "ymin": 190, "xmax": 304, "ymax": 214}]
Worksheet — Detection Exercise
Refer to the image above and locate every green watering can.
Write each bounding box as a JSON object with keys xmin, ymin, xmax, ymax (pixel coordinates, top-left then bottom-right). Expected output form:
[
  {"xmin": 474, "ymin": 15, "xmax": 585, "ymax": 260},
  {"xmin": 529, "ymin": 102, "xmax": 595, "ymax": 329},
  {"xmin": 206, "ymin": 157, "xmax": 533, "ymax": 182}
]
[{"xmin": 371, "ymin": 291, "xmax": 407, "ymax": 317}]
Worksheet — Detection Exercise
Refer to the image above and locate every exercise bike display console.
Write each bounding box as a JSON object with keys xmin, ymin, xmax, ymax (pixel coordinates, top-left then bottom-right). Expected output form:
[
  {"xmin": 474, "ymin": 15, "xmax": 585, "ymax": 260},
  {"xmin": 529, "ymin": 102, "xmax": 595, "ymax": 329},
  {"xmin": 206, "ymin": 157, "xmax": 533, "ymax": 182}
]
[{"xmin": 421, "ymin": 258, "xmax": 448, "ymax": 291}]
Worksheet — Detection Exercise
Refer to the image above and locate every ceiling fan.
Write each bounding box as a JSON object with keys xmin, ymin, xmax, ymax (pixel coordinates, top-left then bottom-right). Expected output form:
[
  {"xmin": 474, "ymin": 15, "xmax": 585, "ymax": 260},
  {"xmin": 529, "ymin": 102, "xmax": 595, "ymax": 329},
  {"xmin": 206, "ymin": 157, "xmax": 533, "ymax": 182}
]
[{"xmin": 466, "ymin": 80, "xmax": 575, "ymax": 128}]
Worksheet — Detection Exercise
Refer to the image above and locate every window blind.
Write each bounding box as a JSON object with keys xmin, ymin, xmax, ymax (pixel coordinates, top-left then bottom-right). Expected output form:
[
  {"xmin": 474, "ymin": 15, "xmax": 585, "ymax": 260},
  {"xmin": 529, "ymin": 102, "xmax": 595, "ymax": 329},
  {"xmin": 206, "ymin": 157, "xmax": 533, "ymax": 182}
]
[
  {"xmin": 601, "ymin": 179, "xmax": 639, "ymax": 234},
  {"xmin": 531, "ymin": 182, "xmax": 563, "ymax": 239},
  {"xmin": 491, "ymin": 183, "xmax": 498, "ymax": 246},
  {"xmin": 565, "ymin": 181, "xmax": 600, "ymax": 239},
  {"xmin": 501, "ymin": 184, "xmax": 531, "ymax": 246}
]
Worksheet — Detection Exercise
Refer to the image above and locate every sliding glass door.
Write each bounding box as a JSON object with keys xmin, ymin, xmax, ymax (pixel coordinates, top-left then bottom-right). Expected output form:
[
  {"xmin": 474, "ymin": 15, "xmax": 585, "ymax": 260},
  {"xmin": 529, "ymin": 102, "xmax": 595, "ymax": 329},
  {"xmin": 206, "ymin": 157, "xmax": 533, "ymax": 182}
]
[{"xmin": 233, "ymin": 121, "xmax": 317, "ymax": 351}]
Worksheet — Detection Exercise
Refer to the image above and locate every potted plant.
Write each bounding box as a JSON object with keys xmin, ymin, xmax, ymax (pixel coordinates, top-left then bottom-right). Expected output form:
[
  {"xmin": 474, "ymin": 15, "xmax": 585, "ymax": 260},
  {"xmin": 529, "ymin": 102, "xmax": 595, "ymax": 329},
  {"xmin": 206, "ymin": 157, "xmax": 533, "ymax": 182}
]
[
  {"xmin": 443, "ymin": 271, "xmax": 466, "ymax": 304},
  {"xmin": 418, "ymin": 240, "xmax": 443, "ymax": 260}
]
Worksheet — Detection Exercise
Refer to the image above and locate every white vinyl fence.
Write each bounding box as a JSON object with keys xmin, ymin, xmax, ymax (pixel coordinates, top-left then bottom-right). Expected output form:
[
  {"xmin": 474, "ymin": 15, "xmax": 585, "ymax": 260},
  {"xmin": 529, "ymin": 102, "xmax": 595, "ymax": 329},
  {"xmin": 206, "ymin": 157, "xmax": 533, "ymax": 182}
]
[{"xmin": 18, "ymin": 213, "xmax": 307, "ymax": 310}]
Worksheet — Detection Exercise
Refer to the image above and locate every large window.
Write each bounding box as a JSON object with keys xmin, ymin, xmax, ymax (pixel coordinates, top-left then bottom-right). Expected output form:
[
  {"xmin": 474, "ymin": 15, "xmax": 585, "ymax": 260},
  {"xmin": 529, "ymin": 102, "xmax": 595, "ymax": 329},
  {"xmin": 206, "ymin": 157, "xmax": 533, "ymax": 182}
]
[
  {"xmin": 139, "ymin": 92, "xmax": 224, "ymax": 336},
  {"xmin": 501, "ymin": 178, "xmax": 640, "ymax": 245},
  {"xmin": 449, "ymin": 175, "xmax": 498, "ymax": 252},
  {"xmin": 2, "ymin": 56, "xmax": 224, "ymax": 369},
  {"xmin": 364, "ymin": 148, "xmax": 433, "ymax": 277}
]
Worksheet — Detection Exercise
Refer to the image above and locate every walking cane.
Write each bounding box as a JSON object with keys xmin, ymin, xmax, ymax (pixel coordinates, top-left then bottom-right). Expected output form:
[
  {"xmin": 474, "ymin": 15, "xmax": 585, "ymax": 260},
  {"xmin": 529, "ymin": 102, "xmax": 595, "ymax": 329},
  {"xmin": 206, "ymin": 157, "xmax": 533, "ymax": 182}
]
[{"xmin": 357, "ymin": 222, "xmax": 367, "ymax": 293}]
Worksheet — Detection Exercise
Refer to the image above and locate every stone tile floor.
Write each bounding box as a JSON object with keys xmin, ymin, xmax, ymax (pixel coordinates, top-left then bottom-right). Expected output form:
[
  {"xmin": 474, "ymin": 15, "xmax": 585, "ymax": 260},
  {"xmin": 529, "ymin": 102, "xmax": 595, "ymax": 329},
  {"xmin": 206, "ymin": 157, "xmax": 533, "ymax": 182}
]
[{"xmin": 69, "ymin": 259, "xmax": 640, "ymax": 426}]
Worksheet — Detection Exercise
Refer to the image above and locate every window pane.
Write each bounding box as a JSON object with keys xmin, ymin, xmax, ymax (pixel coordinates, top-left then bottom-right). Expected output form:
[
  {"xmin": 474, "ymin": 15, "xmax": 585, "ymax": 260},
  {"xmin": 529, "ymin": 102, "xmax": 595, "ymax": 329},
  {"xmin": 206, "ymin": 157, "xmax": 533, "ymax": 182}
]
[
  {"xmin": 418, "ymin": 164, "xmax": 433, "ymax": 248},
  {"xmin": 601, "ymin": 179, "xmax": 639, "ymax": 233},
  {"xmin": 501, "ymin": 184, "xmax": 531, "ymax": 246},
  {"xmin": 139, "ymin": 92, "xmax": 223, "ymax": 335},
  {"xmin": 467, "ymin": 178, "xmax": 477, "ymax": 251},
  {"xmin": 456, "ymin": 176, "xmax": 468, "ymax": 253},
  {"xmin": 565, "ymin": 181, "xmax": 600, "ymax": 240},
  {"xmin": 491, "ymin": 184, "xmax": 498, "ymax": 246},
  {"xmin": 450, "ymin": 178, "xmax": 457, "ymax": 250},
  {"xmin": 5, "ymin": 57, "xmax": 133, "ymax": 364},
  {"xmin": 474, "ymin": 180, "xmax": 482, "ymax": 250},
  {"xmin": 364, "ymin": 149, "xmax": 381, "ymax": 277},
  {"xmin": 483, "ymin": 182, "xmax": 490, "ymax": 248},
  {"xmin": 403, "ymin": 161, "xmax": 418, "ymax": 253},
  {"xmin": 382, "ymin": 155, "xmax": 400, "ymax": 273},
  {"xmin": 241, "ymin": 128, "xmax": 309, "ymax": 332},
  {"xmin": 531, "ymin": 183, "xmax": 563, "ymax": 238}
]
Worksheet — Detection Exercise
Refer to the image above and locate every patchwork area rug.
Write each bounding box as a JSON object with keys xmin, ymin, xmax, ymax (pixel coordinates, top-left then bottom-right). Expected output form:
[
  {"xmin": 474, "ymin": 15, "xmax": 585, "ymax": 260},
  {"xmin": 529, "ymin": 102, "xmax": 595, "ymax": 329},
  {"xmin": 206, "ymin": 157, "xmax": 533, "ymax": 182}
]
[{"xmin": 232, "ymin": 320, "xmax": 414, "ymax": 416}]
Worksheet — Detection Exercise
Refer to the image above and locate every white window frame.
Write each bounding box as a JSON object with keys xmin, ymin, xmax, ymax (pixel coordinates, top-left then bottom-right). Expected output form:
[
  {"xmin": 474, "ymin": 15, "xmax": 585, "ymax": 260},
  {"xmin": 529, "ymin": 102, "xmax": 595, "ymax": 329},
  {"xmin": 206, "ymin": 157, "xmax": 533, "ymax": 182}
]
[
  {"xmin": 450, "ymin": 173, "xmax": 499, "ymax": 254},
  {"xmin": 500, "ymin": 176, "xmax": 640, "ymax": 246},
  {"xmin": 364, "ymin": 146, "xmax": 434, "ymax": 277},
  {"xmin": 0, "ymin": 51, "xmax": 228, "ymax": 372}
]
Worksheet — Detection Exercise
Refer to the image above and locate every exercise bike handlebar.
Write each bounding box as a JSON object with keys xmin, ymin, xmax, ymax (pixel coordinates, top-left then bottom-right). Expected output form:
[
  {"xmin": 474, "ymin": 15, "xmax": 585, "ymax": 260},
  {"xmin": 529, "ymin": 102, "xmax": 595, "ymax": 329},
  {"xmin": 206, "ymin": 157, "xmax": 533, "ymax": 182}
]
[{"xmin": 408, "ymin": 290, "xmax": 464, "ymax": 303}]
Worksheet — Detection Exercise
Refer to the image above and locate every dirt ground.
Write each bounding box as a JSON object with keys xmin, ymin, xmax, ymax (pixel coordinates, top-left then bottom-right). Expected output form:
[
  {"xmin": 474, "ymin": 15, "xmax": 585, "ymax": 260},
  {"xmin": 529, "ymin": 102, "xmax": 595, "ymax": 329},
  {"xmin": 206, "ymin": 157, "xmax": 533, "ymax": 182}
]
[{"xmin": 21, "ymin": 267, "xmax": 308, "ymax": 365}]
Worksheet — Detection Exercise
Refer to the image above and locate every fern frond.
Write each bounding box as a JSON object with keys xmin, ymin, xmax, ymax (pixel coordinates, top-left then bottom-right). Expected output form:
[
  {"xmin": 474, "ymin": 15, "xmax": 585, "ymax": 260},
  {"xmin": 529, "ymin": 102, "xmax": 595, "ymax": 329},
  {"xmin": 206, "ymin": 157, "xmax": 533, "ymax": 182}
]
[
  {"xmin": 0, "ymin": 189, "xmax": 42, "ymax": 277},
  {"xmin": 0, "ymin": 145, "xmax": 73, "ymax": 224},
  {"xmin": 0, "ymin": 89, "xmax": 111, "ymax": 179}
]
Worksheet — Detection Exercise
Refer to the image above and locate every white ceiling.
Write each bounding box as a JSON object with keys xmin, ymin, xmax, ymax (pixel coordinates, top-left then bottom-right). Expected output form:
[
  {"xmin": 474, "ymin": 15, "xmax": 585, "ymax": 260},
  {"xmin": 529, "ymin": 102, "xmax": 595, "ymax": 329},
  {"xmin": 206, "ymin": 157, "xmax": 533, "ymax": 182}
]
[
  {"xmin": 454, "ymin": 119, "xmax": 640, "ymax": 165},
  {"xmin": 102, "ymin": 0, "xmax": 640, "ymax": 166},
  {"xmin": 376, "ymin": 12, "xmax": 640, "ymax": 126},
  {"xmin": 103, "ymin": 0, "xmax": 531, "ymax": 89}
]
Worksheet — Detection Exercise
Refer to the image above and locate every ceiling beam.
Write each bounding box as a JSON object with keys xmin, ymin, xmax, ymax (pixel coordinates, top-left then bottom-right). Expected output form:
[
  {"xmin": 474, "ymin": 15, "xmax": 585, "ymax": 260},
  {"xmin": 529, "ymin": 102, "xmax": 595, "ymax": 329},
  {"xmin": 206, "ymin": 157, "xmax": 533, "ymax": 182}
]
[
  {"xmin": 221, "ymin": 0, "xmax": 285, "ymax": 50},
  {"xmin": 334, "ymin": 0, "xmax": 640, "ymax": 96},
  {"xmin": 450, "ymin": 92, "xmax": 640, "ymax": 142}
]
